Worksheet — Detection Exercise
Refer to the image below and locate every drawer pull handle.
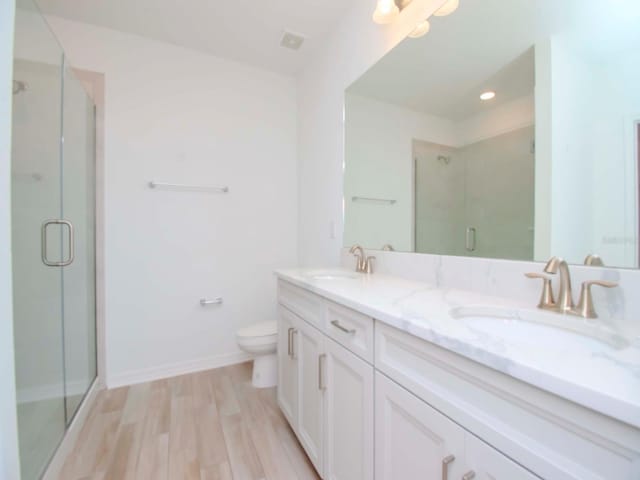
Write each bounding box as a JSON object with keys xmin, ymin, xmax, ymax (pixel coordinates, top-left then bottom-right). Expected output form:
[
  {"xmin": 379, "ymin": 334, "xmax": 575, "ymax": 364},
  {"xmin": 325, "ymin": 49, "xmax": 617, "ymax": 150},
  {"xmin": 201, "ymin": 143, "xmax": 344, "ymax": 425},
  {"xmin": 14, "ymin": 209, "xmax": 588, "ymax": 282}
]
[
  {"xmin": 331, "ymin": 320, "xmax": 356, "ymax": 334},
  {"xmin": 318, "ymin": 353, "xmax": 327, "ymax": 390},
  {"xmin": 441, "ymin": 454, "xmax": 455, "ymax": 480},
  {"xmin": 291, "ymin": 329, "xmax": 297, "ymax": 358},
  {"xmin": 462, "ymin": 471, "xmax": 476, "ymax": 480},
  {"xmin": 287, "ymin": 327, "xmax": 294, "ymax": 357}
]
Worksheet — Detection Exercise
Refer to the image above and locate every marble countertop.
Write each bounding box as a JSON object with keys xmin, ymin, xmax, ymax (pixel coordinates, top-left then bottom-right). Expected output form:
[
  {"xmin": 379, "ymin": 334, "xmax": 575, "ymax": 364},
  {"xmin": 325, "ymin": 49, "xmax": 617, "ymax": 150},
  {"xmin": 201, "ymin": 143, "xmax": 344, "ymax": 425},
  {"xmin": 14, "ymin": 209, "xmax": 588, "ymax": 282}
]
[{"xmin": 275, "ymin": 268, "xmax": 640, "ymax": 429}]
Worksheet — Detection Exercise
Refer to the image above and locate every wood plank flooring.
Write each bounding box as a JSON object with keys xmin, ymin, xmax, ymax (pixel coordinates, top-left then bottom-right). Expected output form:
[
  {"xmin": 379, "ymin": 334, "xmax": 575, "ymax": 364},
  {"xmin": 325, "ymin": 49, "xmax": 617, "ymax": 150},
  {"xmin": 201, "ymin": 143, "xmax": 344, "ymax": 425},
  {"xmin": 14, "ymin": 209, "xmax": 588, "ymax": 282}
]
[{"xmin": 58, "ymin": 362, "xmax": 320, "ymax": 480}]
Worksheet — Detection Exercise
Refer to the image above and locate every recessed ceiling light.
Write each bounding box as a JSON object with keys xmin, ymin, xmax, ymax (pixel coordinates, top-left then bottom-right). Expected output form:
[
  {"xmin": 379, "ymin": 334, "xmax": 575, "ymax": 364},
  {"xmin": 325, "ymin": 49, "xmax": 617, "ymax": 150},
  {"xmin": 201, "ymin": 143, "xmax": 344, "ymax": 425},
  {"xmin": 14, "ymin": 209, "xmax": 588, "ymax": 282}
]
[
  {"xmin": 480, "ymin": 91, "xmax": 496, "ymax": 101},
  {"xmin": 433, "ymin": 0, "xmax": 459, "ymax": 16}
]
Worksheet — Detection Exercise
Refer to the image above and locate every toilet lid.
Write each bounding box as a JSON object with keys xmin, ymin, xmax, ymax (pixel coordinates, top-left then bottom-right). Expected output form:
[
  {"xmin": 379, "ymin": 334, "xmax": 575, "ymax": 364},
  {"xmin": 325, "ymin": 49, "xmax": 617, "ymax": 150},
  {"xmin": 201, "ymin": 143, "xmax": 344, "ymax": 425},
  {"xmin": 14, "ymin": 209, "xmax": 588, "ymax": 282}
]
[{"xmin": 237, "ymin": 321, "xmax": 277, "ymax": 338}]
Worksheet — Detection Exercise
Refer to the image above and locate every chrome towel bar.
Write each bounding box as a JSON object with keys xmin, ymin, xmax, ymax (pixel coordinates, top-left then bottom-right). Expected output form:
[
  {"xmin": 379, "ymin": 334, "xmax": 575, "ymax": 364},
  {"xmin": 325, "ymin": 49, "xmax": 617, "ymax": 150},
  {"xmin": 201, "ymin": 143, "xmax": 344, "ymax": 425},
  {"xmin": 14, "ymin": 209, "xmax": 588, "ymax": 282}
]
[
  {"xmin": 200, "ymin": 297, "xmax": 223, "ymax": 306},
  {"xmin": 149, "ymin": 181, "xmax": 229, "ymax": 193},
  {"xmin": 352, "ymin": 196, "xmax": 396, "ymax": 205}
]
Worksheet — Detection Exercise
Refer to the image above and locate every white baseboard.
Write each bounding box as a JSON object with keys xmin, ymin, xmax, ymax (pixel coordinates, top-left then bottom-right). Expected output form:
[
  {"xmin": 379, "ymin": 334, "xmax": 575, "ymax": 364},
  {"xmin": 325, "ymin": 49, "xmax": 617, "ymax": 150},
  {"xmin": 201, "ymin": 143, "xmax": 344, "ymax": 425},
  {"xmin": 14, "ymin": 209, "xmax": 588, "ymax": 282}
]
[
  {"xmin": 42, "ymin": 378, "xmax": 102, "ymax": 480},
  {"xmin": 106, "ymin": 351, "xmax": 253, "ymax": 388}
]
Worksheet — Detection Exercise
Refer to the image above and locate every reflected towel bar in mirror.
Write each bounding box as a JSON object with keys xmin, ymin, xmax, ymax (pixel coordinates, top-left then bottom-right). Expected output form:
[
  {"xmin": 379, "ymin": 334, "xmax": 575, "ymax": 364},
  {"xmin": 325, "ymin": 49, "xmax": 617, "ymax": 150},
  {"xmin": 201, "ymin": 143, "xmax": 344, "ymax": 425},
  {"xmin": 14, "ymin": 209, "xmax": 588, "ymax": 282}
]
[
  {"xmin": 200, "ymin": 297, "xmax": 223, "ymax": 306},
  {"xmin": 352, "ymin": 196, "xmax": 396, "ymax": 205},
  {"xmin": 148, "ymin": 181, "xmax": 229, "ymax": 193}
]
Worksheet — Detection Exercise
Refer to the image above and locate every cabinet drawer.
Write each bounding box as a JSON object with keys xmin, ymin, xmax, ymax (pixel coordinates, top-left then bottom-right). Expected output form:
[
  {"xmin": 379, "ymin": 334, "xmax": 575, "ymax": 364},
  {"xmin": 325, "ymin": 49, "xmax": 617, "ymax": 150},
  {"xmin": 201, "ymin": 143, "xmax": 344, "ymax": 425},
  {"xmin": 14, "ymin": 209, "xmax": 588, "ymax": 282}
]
[
  {"xmin": 278, "ymin": 280, "xmax": 324, "ymax": 329},
  {"xmin": 325, "ymin": 301, "xmax": 374, "ymax": 363}
]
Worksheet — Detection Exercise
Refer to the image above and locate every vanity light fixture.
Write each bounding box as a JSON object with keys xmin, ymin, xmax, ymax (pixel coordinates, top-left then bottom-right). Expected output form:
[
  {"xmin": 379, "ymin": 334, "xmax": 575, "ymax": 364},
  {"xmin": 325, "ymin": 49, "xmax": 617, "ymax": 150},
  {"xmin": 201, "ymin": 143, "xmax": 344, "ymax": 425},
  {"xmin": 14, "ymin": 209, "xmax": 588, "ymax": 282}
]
[
  {"xmin": 433, "ymin": 0, "xmax": 459, "ymax": 16},
  {"xmin": 480, "ymin": 91, "xmax": 496, "ymax": 101},
  {"xmin": 372, "ymin": 0, "xmax": 400, "ymax": 24},
  {"xmin": 408, "ymin": 19, "xmax": 431, "ymax": 38}
]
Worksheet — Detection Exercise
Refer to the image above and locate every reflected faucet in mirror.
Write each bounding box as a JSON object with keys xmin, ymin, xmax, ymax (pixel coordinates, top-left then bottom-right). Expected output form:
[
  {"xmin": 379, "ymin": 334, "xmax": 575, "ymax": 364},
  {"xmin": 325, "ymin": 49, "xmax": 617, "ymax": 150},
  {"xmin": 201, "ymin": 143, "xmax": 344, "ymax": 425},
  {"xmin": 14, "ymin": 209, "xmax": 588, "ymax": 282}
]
[
  {"xmin": 584, "ymin": 254, "xmax": 604, "ymax": 266},
  {"xmin": 526, "ymin": 256, "xmax": 618, "ymax": 318}
]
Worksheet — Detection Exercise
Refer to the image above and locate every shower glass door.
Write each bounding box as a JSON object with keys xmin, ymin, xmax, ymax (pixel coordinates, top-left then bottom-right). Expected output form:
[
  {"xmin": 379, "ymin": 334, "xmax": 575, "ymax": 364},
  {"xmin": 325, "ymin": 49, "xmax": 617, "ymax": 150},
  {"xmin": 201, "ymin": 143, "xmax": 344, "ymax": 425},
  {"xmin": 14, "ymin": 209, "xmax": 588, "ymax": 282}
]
[
  {"xmin": 12, "ymin": 0, "xmax": 97, "ymax": 478},
  {"xmin": 12, "ymin": 3, "xmax": 66, "ymax": 479},
  {"xmin": 61, "ymin": 60, "xmax": 97, "ymax": 423}
]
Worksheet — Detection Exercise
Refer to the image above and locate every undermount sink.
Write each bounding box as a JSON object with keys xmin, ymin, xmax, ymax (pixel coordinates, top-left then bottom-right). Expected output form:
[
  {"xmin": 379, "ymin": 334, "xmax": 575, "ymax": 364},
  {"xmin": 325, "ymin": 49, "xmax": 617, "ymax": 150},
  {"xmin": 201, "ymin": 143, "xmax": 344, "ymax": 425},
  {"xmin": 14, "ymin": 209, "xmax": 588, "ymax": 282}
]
[
  {"xmin": 305, "ymin": 270, "xmax": 360, "ymax": 281},
  {"xmin": 449, "ymin": 305, "xmax": 629, "ymax": 351}
]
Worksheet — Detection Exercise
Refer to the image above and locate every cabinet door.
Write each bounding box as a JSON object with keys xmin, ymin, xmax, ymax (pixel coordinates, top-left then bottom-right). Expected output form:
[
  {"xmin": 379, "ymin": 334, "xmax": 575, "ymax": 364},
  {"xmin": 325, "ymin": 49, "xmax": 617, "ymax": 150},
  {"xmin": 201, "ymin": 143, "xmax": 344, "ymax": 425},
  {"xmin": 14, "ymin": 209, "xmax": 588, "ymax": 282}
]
[
  {"xmin": 277, "ymin": 306, "xmax": 298, "ymax": 428},
  {"xmin": 375, "ymin": 372, "xmax": 465, "ymax": 480},
  {"xmin": 465, "ymin": 434, "xmax": 539, "ymax": 480},
  {"xmin": 297, "ymin": 318, "xmax": 325, "ymax": 475},
  {"xmin": 323, "ymin": 337, "xmax": 374, "ymax": 480}
]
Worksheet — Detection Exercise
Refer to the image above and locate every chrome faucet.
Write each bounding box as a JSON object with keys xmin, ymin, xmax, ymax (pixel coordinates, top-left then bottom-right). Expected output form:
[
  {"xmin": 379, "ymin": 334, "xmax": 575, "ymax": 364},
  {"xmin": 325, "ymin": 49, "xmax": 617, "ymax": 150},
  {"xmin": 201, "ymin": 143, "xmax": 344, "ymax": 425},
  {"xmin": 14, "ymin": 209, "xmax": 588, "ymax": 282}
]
[
  {"xmin": 349, "ymin": 244, "xmax": 365, "ymax": 272},
  {"xmin": 526, "ymin": 256, "xmax": 618, "ymax": 318},
  {"xmin": 349, "ymin": 244, "xmax": 375, "ymax": 273},
  {"xmin": 543, "ymin": 256, "xmax": 574, "ymax": 313}
]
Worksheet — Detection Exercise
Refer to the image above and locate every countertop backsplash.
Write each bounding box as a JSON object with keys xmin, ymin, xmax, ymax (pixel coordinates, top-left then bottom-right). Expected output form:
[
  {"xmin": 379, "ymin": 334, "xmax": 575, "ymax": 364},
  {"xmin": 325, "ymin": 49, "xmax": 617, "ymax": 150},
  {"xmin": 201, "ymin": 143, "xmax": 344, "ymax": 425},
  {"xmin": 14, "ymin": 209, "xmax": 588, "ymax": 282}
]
[{"xmin": 340, "ymin": 248, "xmax": 640, "ymax": 340}]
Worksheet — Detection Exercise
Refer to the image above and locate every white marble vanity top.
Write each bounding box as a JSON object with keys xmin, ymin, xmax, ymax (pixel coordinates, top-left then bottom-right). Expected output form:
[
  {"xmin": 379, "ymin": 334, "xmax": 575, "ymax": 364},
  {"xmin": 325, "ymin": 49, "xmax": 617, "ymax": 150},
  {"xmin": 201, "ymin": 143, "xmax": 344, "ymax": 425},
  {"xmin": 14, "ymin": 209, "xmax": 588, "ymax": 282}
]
[{"xmin": 275, "ymin": 268, "xmax": 640, "ymax": 429}]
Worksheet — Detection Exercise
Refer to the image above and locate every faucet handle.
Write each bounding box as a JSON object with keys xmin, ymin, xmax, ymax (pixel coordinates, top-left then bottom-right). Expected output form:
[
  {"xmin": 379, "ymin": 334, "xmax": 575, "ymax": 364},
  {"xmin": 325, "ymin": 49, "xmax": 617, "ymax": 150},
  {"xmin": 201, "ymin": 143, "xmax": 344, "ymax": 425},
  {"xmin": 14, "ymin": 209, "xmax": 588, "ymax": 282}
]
[
  {"xmin": 525, "ymin": 272, "xmax": 555, "ymax": 309},
  {"xmin": 364, "ymin": 256, "xmax": 376, "ymax": 274},
  {"xmin": 574, "ymin": 280, "xmax": 618, "ymax": 318}
]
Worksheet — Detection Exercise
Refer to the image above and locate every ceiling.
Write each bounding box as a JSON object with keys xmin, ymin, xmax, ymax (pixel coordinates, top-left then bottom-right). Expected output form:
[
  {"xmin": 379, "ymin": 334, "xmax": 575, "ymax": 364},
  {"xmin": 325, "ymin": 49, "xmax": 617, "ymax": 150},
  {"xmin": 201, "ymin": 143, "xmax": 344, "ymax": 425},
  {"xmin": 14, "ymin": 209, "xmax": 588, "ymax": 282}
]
[
  {"xmin": 347, "ymin": 0, "xmax": 640, "ymax": 121},
  {"xmin": 35, "ymin": 0, "xmax": 353, "ymax": 75}
]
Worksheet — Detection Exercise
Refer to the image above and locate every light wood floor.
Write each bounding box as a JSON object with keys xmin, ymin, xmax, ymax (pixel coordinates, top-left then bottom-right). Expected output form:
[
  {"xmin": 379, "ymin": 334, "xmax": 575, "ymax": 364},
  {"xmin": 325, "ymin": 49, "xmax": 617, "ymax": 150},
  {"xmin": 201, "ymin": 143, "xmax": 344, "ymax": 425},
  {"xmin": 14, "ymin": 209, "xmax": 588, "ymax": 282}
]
[{"xmin": 58, "ymin": 362, "xmax": 320, "ymax": 480}]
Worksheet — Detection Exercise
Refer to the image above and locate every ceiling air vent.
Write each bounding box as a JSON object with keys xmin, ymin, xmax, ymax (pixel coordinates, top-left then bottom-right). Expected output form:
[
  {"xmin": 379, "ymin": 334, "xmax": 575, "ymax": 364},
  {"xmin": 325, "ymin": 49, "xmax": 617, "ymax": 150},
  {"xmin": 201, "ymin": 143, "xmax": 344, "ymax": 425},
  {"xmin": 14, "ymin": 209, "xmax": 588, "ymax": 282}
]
[{"xmin": 280, "ymin": 31, "xmax": 305, "ymax": 51}]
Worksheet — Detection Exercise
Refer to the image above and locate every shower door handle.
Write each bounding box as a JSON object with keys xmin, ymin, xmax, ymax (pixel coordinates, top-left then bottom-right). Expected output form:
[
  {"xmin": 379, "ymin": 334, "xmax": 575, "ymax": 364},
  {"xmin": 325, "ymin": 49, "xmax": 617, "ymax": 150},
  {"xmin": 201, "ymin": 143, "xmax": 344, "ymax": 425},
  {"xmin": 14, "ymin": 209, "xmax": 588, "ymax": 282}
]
[
  {"xmin": 41, "ymin": 219, "xmax": 75, "ymax": 267},
  {"xmin": 465, "ymin": 227, "xmax": 476, "ymax": 252}
]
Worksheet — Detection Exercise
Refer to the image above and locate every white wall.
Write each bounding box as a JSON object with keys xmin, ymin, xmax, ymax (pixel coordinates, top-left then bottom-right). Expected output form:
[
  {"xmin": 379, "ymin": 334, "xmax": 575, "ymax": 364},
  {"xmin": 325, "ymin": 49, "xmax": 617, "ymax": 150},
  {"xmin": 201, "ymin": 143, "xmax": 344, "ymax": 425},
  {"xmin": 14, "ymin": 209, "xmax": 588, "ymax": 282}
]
[
  {"xmin": 344, "ymin": 93, "xmax": 455, "ymax": 251},
  {"xmin": 44, "ymin": 17, "xmax": 299, "ymax": 386},
  {"xmin": 536, "ymin": 34, "xmax": 639, "ymax": 268},
  {"xmin": 0, "ymin": 2, "xmax": 21, "ymax": 479},
  {"xmin": 297, "ymin": 0, "xmax": 448, "ymax": 267}
]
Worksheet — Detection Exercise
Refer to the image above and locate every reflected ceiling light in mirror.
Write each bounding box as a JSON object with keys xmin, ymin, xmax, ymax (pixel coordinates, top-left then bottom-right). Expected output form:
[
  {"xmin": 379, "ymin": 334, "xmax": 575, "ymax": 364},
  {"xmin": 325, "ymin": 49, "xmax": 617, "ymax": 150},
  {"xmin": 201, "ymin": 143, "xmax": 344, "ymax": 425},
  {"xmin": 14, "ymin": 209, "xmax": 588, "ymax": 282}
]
[
  {"xmin": 372, "ymin": 0, "xmax": 400, "ymax": 24},
  {"xmin": 433, "ymin": 0, "xmax": 459, "ymax": 16},
  {"xmin": 480, "ymin": 91, "xmax": 496, "ymax": 100},
  {"xmin": 408, "ymin": 19, "xmax": 431, "ymax": 38}
]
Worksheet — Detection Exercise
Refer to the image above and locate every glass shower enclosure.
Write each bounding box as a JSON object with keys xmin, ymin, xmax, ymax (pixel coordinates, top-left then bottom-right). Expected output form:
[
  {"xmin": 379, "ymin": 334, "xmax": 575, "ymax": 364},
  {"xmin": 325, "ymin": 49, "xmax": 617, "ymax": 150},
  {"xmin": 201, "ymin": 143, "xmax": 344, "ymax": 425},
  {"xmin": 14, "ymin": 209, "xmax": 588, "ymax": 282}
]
[{"xmin": 11, "ymin": 1, "xmax": 97, "ymax": 478}]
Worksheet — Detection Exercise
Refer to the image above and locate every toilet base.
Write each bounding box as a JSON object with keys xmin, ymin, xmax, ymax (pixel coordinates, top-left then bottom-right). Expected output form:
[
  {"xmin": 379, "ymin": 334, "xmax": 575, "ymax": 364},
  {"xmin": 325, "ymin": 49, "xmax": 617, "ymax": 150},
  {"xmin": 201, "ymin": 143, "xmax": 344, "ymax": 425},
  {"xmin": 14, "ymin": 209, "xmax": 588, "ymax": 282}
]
[{"xmin": 251, "ymin": 353, "xmax": 277, "ymax": 388}]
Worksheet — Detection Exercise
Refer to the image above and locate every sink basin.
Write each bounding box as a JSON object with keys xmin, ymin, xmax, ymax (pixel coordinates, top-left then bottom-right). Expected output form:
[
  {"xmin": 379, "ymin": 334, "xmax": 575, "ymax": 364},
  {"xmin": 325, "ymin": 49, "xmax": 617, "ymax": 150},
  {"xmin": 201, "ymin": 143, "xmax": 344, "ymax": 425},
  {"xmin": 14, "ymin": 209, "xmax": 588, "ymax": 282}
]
[
  {"xmin": 305, "ymin": 270, "xmax": 360, "ymax": 281},
  {"xmin": 449, "ymin": 305, "xmax": 629, "ymax": 350}
]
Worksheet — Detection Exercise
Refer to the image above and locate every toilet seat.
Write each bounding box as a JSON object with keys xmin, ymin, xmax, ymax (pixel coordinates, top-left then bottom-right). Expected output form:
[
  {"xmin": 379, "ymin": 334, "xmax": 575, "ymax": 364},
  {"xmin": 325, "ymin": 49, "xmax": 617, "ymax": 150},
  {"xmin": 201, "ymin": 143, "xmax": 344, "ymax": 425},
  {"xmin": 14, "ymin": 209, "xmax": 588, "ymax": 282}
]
[
  {"xmin": 236, "ymin": 321, "xmax": 277, "ymax": 348},
  {"xmin": 236, "ymin": 321, "xmax": 278, "ymax": 388},
  {"xmin": 236, "ymin": 321, "xmax": 277, "ymax": 338}
]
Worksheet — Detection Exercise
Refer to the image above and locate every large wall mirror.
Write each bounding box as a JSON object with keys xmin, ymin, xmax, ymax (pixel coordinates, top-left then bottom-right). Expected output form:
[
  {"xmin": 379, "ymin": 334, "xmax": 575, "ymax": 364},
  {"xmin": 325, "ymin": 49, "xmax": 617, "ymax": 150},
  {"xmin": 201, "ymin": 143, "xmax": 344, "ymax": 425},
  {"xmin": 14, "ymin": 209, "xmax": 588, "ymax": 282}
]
[{"xmin": 344, "ymin": 0, "xmax": 640, "ymax": 269}]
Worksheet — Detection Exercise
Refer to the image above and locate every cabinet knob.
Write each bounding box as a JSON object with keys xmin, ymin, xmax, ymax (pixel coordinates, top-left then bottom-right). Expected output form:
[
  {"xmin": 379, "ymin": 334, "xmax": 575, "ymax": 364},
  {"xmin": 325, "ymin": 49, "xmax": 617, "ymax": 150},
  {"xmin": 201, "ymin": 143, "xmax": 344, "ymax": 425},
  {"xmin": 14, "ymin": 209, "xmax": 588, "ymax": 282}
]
[
  {"xmin": 462, "ymin": 471, "xmax": 476, "ymax": 480},
  {"xmin": 441, "ymin": 454, "xmax": 455, "ymax": 480}
]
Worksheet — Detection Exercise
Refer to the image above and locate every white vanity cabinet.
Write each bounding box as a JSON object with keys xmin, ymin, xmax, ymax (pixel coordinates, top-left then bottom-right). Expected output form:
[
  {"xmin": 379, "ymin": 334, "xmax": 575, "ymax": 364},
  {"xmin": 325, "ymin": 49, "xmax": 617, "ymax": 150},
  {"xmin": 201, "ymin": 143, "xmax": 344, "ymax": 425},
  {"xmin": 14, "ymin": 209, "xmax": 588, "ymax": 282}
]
[
  {"xmin": 277, "ymin": 278, "xmax": 640, "ymax": 480},
  {"xmin": 277, "ymin": 306, "xmax": 298, "ymax": 427},
  {"xmin": 278, "ymin": 283, "xmax": 375, "ymax": 480},
  {"xmin": 375, "ymin": 372, "xmax": 466, "ymax": 479},
  {"xmin": 375, "ymin": 372, "xmax": 537, "ymax": 479},
  {"xmin": 296, "ymin": 315, "xmax": 325, "ymax": 473},
  {"xmin": 323, "ymin": 335, "xmax": 374, "ymax": 480}
]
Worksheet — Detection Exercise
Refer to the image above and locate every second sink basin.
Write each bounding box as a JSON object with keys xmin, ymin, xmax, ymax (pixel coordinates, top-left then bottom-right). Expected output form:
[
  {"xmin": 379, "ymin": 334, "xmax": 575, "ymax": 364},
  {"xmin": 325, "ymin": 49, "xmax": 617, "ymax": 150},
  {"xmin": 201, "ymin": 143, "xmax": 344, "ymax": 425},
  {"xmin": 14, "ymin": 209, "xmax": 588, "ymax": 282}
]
[{"xmin": 449, "ymin": 305, "xmax": 629, "ymax": 351}]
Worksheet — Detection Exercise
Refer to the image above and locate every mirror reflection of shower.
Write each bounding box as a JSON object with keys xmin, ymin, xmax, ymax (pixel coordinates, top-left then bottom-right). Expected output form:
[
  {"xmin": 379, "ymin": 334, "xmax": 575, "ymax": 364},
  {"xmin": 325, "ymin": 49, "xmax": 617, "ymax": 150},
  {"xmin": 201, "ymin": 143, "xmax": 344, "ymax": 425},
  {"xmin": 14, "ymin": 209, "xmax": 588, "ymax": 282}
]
[{"xmin": 13, "ymin": 80, "xmax": 28, "ymax": 95}]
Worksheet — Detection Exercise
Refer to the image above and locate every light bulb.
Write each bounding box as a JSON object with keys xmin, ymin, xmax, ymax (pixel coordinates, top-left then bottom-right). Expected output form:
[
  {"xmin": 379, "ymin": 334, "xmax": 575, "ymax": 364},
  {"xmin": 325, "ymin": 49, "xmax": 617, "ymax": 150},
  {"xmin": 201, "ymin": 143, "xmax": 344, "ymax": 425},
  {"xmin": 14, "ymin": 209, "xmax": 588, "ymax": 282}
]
[
  {"xmin": 480, "ymin": 91, "xmax": 496, "ymax": 101},
  {"xmin": 433, "ymin": 0, "xmax": 459, "ymax": 16},
  {"xmin": 408, "ymin": 19, "xmax": 431, "ymax": 38},
  {"xmin": 373, "ymin": 0, "xmax": 400, "ymax": 24}
]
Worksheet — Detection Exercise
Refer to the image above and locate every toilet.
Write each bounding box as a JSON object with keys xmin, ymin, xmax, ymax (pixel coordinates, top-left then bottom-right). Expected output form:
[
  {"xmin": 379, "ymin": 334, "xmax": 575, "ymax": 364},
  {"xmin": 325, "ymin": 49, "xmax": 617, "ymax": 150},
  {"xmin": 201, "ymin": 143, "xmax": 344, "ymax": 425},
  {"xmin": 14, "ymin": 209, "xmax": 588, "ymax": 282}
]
[{"xmin": 236, "ymin": 321, "xmax": 278, "ymax": 388}]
